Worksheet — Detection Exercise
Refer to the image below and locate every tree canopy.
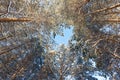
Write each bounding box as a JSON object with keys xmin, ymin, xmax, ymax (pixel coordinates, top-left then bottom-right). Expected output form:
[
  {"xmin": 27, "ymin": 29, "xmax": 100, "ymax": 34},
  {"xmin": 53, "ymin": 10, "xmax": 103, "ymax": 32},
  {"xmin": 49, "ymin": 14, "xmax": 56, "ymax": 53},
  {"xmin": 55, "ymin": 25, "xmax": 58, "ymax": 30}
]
[{"xmin": 0, "ymin": 0, "xmax": 120, "ymax": 80}]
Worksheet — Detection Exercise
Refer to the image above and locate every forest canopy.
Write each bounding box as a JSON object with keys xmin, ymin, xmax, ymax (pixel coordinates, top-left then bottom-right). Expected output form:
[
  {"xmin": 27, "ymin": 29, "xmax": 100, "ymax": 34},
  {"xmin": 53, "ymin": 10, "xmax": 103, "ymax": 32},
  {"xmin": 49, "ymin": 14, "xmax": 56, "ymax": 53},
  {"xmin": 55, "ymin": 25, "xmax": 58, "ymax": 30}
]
[{"xmin": 0, "ymin": 0, "xmax": 120, "ymax": 80}]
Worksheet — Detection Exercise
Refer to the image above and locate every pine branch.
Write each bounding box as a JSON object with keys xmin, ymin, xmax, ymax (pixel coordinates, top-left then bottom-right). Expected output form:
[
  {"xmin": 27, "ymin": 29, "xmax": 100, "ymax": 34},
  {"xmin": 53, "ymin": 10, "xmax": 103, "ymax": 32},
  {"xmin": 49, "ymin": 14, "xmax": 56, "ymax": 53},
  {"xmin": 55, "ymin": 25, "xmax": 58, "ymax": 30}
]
[
  {"xmin": 0, "ymin": 35, "xmax": 12, "ymax": 41},
  {"xmin": 98, "ymin": 19, "xmax": 120, "ymax": 22},
  {"xmin": 0, "ymin": 17, "xmax": 31, "ymax": 22},
  {"xmin": 0, "ymin": 44, "xmax": 23, "ymax": 55},
  {"xmin": 86, "ymin": 3, "xmax": 120, "ymax": 15}
]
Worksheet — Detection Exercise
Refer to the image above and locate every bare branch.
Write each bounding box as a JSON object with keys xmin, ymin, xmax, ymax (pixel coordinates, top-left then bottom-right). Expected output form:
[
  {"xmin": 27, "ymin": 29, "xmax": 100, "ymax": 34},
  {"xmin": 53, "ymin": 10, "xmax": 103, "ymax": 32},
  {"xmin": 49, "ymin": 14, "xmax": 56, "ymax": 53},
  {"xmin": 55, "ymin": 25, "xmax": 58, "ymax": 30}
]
[
  {"xmin": 86, "ymin": 3, "xmax": 120, "ymax": 15},
  {"xmin": 108, "ymin": 48, "xmax": 120, "ymax": 59},
  {"xmin": 92, "ymin": 39, "xmax": 103, "ymax": 47},
  {"xmin": 11, "ymin": 67, "xmax": 24, "ymax": 80},
  {"xmin": 0, "ymin": 17, "xmax": 31, "ymax": 22},
  {"xmin": 0, "ymin": 35, "xmax": 12, "ymax": 41},
  {"xmin": 98, "ymin": 19, "xmax": 120, "ymax": 23},
  {"xmin": 0, "ymin": 44, "xmax": 23, "ymax": 55}
]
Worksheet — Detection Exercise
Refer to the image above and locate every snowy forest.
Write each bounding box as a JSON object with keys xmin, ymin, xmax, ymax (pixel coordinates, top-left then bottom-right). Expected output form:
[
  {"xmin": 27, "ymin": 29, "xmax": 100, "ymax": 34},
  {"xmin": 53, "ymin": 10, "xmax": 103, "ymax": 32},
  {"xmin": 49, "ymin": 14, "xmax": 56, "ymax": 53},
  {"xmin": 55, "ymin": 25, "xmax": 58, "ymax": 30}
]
[{"xmin": 0, "ymin": 0, "xmax": 120, "ymax": 80}]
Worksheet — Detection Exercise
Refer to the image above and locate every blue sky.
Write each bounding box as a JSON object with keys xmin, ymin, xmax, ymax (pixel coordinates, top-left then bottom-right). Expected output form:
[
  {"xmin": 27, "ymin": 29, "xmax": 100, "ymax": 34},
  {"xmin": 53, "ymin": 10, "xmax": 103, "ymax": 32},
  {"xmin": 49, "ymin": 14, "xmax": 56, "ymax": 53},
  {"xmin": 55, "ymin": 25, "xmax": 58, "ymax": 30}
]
[{"xmin": 54, "ymin": 27, "xmax": 73, "ymax": 45}]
